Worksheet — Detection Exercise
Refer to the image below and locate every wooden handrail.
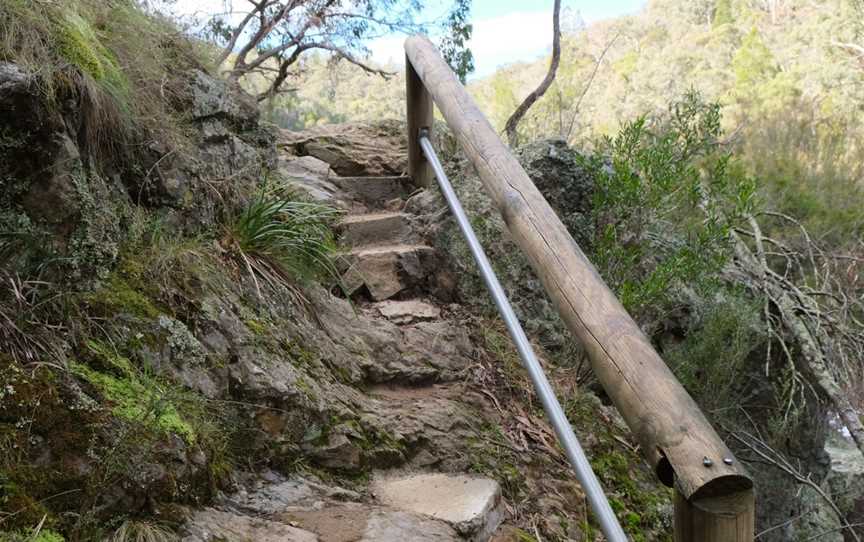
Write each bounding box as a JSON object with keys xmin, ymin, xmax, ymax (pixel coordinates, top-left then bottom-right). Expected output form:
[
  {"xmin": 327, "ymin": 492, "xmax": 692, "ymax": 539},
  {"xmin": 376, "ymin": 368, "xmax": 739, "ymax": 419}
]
[{"xmin": 404, "ymin": 34, "xmax": 755, "ymax": 541}]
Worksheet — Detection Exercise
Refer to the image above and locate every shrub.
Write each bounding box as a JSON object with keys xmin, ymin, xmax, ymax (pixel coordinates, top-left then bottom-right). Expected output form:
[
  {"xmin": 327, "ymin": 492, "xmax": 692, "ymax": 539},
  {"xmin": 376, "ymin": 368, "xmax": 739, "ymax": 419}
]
[
  {"xmin": 664, "ymin": 287, "xmax": 765, "ymax": 411},
  {"xmin": 223, "ymin": 190, "xmax": 341, "ymax": 295},
  {"xmin": 581, "ymin": 90, "xmax": 756, "ymax": 326}
]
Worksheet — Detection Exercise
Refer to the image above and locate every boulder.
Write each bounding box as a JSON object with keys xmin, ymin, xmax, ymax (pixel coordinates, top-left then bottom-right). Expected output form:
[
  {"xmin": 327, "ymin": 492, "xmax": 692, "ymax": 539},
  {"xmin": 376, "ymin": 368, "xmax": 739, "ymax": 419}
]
[
  {"xmin": 280, "ymin": 155, "xmax": 351, "ymax": 208},
  {"xmin": 362, "ymin": 509, "xmax": 460, "ymax": 541},
  {"xmin": 186, "ymin": 69, "xmax": 259, "ymax": 131},
  {"xmin": 280, "ymin": 120, "xmax": 408, "ymax": 176}
]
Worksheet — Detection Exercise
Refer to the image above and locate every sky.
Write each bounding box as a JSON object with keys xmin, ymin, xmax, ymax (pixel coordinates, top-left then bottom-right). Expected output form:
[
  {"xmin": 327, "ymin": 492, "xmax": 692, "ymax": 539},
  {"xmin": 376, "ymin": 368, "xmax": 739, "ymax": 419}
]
[
  {"xmin": 369, "ymin": 0, "xmax": 646, "ymax": 77},
  {"xmin": 168, "ymin": 0, "xmax": 646, "ymax": 78}
]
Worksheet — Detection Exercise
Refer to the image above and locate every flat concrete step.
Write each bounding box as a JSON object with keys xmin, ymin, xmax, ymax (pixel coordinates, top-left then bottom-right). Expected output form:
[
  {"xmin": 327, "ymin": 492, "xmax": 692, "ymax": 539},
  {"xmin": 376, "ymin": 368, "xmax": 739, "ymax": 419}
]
[
  {"xmin": 332, "ymin": 176, "xmax": 415, "ymax": 207},
  {"xmin": 341, "ymin": 244, "xmax": 435, "ymax": 300},
  {"xmin": 338, "ymin": 211, "xmax": 416, "ymax": 247},
  {"xmin": 372, "ymin": 473, "xmax": 504, "ymax": 541}
]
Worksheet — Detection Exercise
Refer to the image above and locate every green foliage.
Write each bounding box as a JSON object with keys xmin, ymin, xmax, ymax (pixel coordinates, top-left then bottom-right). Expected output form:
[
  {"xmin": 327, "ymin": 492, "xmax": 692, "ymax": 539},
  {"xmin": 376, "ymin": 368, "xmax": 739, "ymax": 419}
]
[
  {"xmin": 584, "ymin": 91, "xmax": 755, "ymax": 321},
  {"xmin": 224, "ymin": 189, "xmax": 341, "ymax": 290},
  {"xmin": 0, "ymin": 530, "xmax": 65, "ymax": 542},
  {"xmin": 664, "ymin": 287, "xmax": 764, "ymax": 410},
  {"xmin": 731, "ymin": 28, "xmax": 776, "ymax": 90},
  {"xmin": 613, "ymin": 50, "xmax": 639, "ymax": 79},
  {"xmin": 72, "ymin": 354, "xmax": 197, "ymax": 444},
  {"xmin": 439, "ymin": 0, "xmax": 474, "ymax": 83},
  {"xmin": 712, "ymin": 0, "xmax": 734, "ymax": 27}
]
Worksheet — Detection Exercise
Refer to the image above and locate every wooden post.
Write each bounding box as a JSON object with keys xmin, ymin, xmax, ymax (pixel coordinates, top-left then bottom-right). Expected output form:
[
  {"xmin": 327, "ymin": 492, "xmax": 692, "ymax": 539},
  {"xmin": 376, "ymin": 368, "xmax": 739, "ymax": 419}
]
[
  {"xmin": 404, "ymin": 34, "xmax": 754, "ymax": 539},
  {"xmin": 675, "ymin": 489, "xmax": 755, "ymax": 542},
  {"xmin": 406, "ymin": 53, "xmax": 434, "ymax": 188}
]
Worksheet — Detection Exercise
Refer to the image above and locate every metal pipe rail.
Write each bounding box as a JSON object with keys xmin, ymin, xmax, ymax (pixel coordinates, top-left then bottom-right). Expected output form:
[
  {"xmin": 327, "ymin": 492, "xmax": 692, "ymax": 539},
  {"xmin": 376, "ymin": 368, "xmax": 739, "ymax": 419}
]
[
  {"xmin": 419, "ymin": 133, "xmax": 629, "ymax": 542},
  {"xmin": 405, "ymin": 34, "xmax": 755, "ymax": 541}
]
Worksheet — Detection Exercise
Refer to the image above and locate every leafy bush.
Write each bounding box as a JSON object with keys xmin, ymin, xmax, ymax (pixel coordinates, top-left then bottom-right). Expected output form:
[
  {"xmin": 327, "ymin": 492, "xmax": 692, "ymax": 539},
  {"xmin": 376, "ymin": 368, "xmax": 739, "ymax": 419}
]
[
  {"xmin": 224, "ymin": 190, "xmax": 341, "ymax": 294},
  {"xmin": 581, "ymin": 91, "xmax": 756, "ymax": 325}
]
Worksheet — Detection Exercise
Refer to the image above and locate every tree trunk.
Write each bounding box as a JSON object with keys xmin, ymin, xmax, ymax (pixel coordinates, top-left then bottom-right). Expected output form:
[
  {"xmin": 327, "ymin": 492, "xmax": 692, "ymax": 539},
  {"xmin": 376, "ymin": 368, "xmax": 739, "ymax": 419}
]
[{"xmin": 503, "ymin": 0, "xmax": 561, "ymax": 147}]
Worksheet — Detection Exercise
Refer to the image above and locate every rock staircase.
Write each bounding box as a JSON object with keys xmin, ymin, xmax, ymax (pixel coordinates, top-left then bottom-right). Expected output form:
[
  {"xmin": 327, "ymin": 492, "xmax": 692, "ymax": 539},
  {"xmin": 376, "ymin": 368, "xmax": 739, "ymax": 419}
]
[
  {"xmin": 336, "ymin": 178, "xmax": 435, "ymax": 301},
  {"xmin": 182, "ymin": 145, "xmax": 511, "ymax": 541}
]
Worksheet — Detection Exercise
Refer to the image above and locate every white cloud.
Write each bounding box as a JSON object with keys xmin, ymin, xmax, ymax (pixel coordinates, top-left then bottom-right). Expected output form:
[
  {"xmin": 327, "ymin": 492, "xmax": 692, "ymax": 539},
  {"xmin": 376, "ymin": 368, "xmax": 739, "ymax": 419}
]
[
  {"xmin": 162, "ymin": 2, "xmax": 560, "ymax": 79},
  {"xmin": 368, "ymin": 10, "xmax": 556, "ymax": 79},
  {"xmin": 156, "ymin": 0, "xmax": 240, "ymax": 25}
]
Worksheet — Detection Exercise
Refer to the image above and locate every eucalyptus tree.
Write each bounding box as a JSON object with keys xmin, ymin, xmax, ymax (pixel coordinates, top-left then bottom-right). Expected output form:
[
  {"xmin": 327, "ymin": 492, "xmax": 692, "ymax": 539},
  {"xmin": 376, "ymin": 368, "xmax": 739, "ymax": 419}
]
[{"xmin": 205, "ymin": 0, "xmax": 473, "ymax": 101}]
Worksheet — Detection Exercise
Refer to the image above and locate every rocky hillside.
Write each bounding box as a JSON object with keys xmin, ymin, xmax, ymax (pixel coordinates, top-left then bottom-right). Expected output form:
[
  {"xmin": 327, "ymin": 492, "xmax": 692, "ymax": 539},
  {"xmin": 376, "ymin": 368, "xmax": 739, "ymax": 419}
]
[
  {"xmin": 3, "ymin": 2, "xmax": 863, "ymax": 541},
  {"xmin": 0, "ymin": 4, "xmax": 668, "ymax": 539}
]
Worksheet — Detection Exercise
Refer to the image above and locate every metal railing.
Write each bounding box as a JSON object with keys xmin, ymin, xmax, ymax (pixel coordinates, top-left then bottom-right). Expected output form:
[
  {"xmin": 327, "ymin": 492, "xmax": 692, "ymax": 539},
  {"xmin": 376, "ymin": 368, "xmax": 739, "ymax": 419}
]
[
  {"xmin": 419, "ymin": 131, "xmax": 628, "ymax": 542},
  {"xmin": 405, "ymin": 34, "xmax": 754, "ymax": 542}
]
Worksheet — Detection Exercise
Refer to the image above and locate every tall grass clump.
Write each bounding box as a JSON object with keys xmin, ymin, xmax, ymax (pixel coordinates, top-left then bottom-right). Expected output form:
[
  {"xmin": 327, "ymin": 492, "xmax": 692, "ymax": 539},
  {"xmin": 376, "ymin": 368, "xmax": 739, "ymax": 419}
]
[
  {"xmin": 223, "ymin": 190, "xmax": 342, "ymax": 296},
  {"xmin": 0, "ymin": 0, "xmax": 206, "ymax": 166},
  {"xmin": 108, "ymin": 519, "xmax": 177, "ymax": 542}
]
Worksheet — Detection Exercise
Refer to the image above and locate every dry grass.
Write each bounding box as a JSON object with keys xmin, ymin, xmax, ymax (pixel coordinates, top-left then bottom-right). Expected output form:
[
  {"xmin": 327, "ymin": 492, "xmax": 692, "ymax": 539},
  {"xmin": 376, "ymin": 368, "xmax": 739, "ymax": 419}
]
[
  {"xmin": 0, "ymin": 0, "xmax": 206, "ymax": 168},
  {"xmin": 109, "ymin": 519, "xmax": 178, "ymax": 542}
]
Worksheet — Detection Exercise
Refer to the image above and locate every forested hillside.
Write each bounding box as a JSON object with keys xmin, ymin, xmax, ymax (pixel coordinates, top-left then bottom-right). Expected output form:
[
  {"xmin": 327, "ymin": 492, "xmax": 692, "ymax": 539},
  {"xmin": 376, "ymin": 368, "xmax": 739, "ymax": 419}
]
[
  {"xmin": 2, "ymin": 0, "xmax": 863, "ymax": 540},
  {"xmin": 263, "ymin": 1, "xmax": 864, "ymax": 539},
  {"xmin": 279, "ymin": 0, "xmax": 864, "ymax": 243}
]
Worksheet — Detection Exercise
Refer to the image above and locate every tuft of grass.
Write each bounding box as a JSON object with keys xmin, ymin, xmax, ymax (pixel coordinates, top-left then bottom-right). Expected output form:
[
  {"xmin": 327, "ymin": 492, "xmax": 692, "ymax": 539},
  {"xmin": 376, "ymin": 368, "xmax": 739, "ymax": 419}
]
[
  {"xmin": 0, "ymin": 529, "xmax": 65, "ymax": 542},
  {"xmin": 0, "ymin": 0, "xmax": 204, "ymax": 169},
  {"xmin": 223, "ymin": 190, "xmax": 342, "ymax": 296},
  {"xmin": 108, "ymin": 520, "xmax": 177, "ymax": 542}
]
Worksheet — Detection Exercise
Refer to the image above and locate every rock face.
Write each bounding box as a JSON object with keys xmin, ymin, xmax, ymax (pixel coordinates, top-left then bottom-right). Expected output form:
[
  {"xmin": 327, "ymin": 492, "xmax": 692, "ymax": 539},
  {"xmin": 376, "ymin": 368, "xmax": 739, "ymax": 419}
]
[
  {"xmin": 185, "ymin": 69, "xmax": 259, "ymax": 131},
  {"xmin": 280, "ymin": 120, "xmax": 408, "ymax": 176},
  {"xmin": 796, "ymin": 421, "xmax": 864, "ymax": 541},
  {"xmin": 0, "ymin": 61, "xmax": 274, "ymax": 282}
]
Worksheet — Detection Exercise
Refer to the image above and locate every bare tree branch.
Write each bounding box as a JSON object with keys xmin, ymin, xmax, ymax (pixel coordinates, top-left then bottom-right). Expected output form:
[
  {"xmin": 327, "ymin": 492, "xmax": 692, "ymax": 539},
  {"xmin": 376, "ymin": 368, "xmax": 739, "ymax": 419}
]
[
  {"xmin": 504, "ymin": 0, "xmax": 561, "ymax": 147},
  {"xmin": 564, "ymin": 31, "xmax": 620, "ymax": 140}
]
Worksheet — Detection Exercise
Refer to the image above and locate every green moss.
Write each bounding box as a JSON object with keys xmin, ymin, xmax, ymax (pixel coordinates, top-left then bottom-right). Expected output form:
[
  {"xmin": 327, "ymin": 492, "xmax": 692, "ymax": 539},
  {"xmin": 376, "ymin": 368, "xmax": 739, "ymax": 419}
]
[
  {"xmin": 55, "ymin": 9, "xmax": 129, "ymax": 99},
  {"xmin": 85, "ymin": 340, "xmax": 134, "ymax": 374},
  {"xmin": 467, "ymin": 423, "xmax": 528, "ymax": 500},
  {"xmin": 245, "ymin": 318, "xmax": 268, "ymax": 336},
  {"xmin": 86, "ymin": 274, "xmax": 161, "ymax": 319},
  {"xmin": 71, "ymin": 362, "xmax": 196, "ymax": 444},
  {"xmin": 566, "ymin": 393, "xmax": 672, "ymax": 539},
  {"xmin": 0, "ymin": 530, "xmax": 65, "ymax": 542},
  {"xmin": 57, "ymin": 11, "xmax": 104, "ymax": 79}
]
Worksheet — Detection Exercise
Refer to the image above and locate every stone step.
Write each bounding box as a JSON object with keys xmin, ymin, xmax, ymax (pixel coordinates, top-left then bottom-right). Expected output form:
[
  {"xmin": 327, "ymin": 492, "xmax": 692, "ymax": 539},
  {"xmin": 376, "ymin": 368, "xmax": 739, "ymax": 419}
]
[
  {"xmin": 341, "ymin": 244, "xmax": 435, "ymax": 300},
  {"xmin": 371, "ymin": 473, "xmax": 505, "ymax": 542},
  {"xmin": 331, "ymin": 175, "xmax": 416, "ymax": 207},
  {"xmin": 281, "ymin": 505, "xmax": 461, "ymax": 542},
  {"xmin": 373, "ymin": 299, "xmax": 441, "ymax": 324},
  {"xmin": 338, "ymin": 211, "xmax": 416, "ymax": 247}
]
